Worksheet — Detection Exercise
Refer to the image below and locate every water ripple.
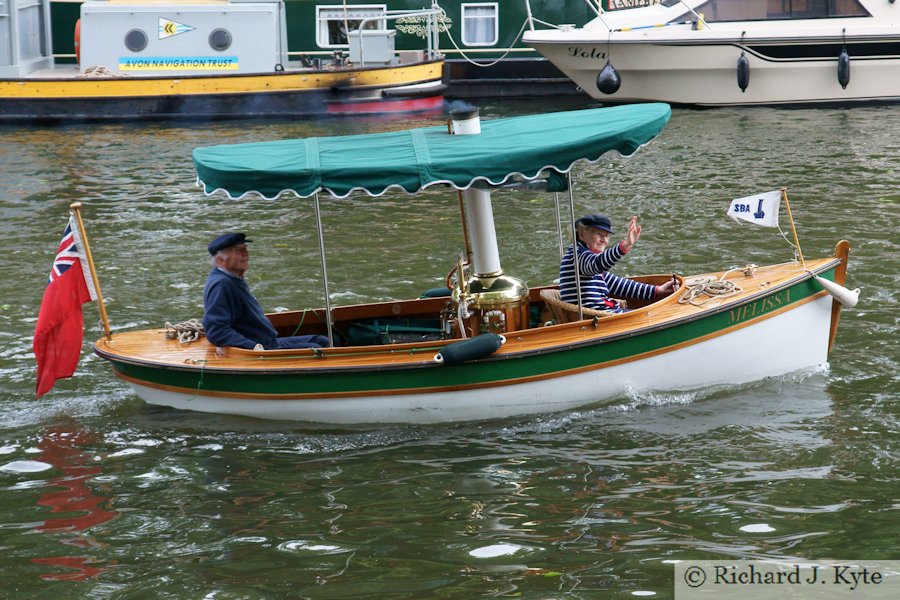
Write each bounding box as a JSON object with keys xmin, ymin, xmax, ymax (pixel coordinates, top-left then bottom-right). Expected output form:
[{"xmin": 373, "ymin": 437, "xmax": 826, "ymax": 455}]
[{"xmin": 0, "ymin": 101, "xmax": 895, "ymax": 596}]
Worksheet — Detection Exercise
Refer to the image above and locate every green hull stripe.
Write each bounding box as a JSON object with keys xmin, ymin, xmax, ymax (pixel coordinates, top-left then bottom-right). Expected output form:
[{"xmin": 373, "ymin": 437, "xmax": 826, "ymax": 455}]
[{"xmin": 111, "ymin": 273, "xmax": 832, "ymax": 395}]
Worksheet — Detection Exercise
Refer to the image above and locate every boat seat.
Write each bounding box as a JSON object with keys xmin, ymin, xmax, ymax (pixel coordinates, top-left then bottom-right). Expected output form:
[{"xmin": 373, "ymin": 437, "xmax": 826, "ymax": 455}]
[{"xmin": 539, "ymin": 288, "xmax": 618, "ymax": 324}]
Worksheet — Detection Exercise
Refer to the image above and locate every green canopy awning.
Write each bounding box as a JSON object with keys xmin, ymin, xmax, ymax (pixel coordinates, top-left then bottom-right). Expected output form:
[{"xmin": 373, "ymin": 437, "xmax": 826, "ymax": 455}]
[{"xmin": 193, "ymin": 103, "xmax": 671, "ymax": 199}]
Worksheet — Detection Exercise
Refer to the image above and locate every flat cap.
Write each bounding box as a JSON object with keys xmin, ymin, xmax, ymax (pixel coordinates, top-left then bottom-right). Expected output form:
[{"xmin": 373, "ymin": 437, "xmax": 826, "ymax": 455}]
[
  {"xmin": 208, "ymin": 232, "xmax": 252, "ymax": 255},
  {"xmin": 576, "ymin": 214, "xmax": 613, "ymax": 233}
]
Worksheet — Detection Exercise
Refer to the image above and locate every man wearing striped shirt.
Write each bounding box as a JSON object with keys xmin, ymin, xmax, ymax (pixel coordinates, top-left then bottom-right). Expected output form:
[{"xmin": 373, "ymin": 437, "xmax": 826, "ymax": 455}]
[{"xmin": 560, "ymin": 214, "xmax": 676, "ymax": 313}]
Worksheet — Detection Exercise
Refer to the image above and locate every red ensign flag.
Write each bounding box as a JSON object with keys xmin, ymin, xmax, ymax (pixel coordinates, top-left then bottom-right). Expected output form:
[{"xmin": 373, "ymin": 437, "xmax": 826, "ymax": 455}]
[{"xmin": 34, "ymin": 217, "xmax": 97, "ymax": 398}]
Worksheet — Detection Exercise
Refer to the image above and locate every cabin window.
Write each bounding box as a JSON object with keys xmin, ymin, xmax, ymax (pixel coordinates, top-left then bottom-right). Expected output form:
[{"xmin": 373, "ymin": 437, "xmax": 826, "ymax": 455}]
[
  {"xmin": 316, "ymin": 4, "xmax": 387, "ymax": 48},
  {"xmin": 674, "ymin": 0, "xmax": 868, "ymax": 22},
  {"xmin": 461, "ymin": 3, "xmax": 499, "ymax": 46}
]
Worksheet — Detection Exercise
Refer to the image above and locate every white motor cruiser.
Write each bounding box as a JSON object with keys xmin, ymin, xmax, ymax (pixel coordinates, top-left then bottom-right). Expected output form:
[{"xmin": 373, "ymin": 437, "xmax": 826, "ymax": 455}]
[{"xmin": 523, "ymin": 0, "xmax": 900, "ymax": 106}]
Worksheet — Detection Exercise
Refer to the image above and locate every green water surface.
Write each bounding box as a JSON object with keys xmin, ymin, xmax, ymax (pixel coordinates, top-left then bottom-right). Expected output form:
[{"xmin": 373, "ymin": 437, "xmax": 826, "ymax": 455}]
[{"xmin": 0, "ymin": 99, "xmax": 897, "ymax": 597}]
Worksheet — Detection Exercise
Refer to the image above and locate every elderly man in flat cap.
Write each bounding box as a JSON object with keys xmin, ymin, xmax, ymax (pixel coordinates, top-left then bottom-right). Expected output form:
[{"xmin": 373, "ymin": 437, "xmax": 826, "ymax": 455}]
[
  {"xmin": 559, "ymin": 214, "xmax": 676, "ymax": 313},
  {"xmin": 202, "ymin": 232, "xmax": 329, "ymax": 350}
]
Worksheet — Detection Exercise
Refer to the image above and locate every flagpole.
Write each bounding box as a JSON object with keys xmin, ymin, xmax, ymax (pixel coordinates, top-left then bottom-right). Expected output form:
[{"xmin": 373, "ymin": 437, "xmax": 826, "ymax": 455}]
[
  {"xmin": 69, "ymin": 202, "xmax": 112, "ymax": 340},
  {"xmin": 781, "ymin": 188, "xmax": 805, "ymax": 268}
]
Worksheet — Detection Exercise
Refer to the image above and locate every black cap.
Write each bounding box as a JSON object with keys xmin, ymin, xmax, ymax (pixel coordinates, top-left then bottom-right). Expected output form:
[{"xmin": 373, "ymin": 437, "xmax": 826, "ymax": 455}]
[
  {"xmin": 576, "ymin": 214, "xmax": 613, "ymax": 233},
  {"xmin": 208, "ymin": 232, "xmax": 252, "ymax": 255},
  {"xmin": 449, "ymin": 106, "xmax": 480, "ymax": 121}
]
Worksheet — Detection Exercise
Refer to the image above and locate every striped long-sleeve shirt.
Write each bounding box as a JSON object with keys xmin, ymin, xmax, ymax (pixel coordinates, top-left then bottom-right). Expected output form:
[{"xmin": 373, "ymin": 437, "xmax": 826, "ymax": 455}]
[{"xmin": 559, "ymin": 240, "xmax": 656, "ymax": 312}]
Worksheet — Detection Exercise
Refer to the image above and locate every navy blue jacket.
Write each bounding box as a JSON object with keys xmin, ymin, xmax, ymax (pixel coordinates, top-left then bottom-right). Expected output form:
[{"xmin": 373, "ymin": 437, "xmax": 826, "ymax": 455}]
[{"xmin": 202, "ymin": 268, "xmax": 279, "ymax": 349}]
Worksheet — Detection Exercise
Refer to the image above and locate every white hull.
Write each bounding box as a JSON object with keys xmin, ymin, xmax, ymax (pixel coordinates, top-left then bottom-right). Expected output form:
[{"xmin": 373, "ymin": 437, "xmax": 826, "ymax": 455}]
[
  {"xmin": 528, "ymin": 39, "xmax": 900, "ymax": 106},
  {"xmin": 524, "ymin": 0, "xmax": 900, "ymax": 106},
  {"xmin": 126, "ymin": 295, "xmax": 832, "ymax": 424}
]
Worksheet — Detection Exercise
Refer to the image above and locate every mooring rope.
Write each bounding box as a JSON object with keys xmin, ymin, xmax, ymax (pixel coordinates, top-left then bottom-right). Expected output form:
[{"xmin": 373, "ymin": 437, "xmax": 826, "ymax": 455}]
[
  {"xmin": 678, "ymin": 266, "xmax": 749, "ymax": 306},
  {"xmin": 290, "ymin": 308, "xmax": 318, "ymax": 336},
  {"xmin": 78, "ymin": 65, "xmax": 129, "ymax": 78},
  {"xmin": 164, "ymin": 319, "xmax": 205, "ymax": 344},
  {"xmin": 440, "ymin": 12, "xmax": 529, "ymax": 68}
]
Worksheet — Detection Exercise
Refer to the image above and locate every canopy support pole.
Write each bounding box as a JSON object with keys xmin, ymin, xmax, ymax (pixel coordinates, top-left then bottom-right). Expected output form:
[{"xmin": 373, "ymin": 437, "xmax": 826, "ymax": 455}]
[
  {"xmin": 447, "ymin": 116, "xmax": 473, "ymax": 265},
  {"xmin": 566, "ymin": 172, "xmax": 583, "ymax": 321},
  {"xmin": 554, "ymin": 192, "xmax": 564, "ymax": 262},
  {"xmin": 456, "ymin": 192, "xmax": 472, "ymax": 265},
  {"xmin": 313, "ymin": 193, "xmax": 335, "ymax": 347}
]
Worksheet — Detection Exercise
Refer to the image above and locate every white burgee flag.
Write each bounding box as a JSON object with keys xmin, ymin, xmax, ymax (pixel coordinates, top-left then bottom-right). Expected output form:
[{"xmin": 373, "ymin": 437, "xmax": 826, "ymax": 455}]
[{"xmin": 727, "ymin": 190, "xmax": 782, "ymax": 227}]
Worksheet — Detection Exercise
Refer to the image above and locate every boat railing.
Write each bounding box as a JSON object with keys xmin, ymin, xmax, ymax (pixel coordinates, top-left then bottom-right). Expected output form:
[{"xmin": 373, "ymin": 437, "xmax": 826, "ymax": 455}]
[
  {"xmin": 353, "ymin": 5, "xmax": 445, "ymax": 64},
  {"xmin": 524, "ymin": 0, "xmax": 602, "ymax": 32},
  {"xmin": 525, "ymin": 1, "xmax": 692, "ymax": 31}
]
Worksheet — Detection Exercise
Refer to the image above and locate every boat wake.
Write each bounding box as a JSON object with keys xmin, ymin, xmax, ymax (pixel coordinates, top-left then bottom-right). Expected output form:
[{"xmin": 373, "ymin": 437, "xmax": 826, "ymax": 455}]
[
  {"xmin": 612, "ymin": 363, "xmax": 832, "ymax": 412},
  {"xmin": 620, "ymin": 385, "xmax": 704, "ymax": 409}
]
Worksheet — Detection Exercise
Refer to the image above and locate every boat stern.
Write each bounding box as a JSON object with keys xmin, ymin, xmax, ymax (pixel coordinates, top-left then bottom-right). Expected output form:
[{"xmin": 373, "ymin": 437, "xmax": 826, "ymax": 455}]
[{"xmin": 828, "ymin": 240, "xmax": 852, "ymax": 353}]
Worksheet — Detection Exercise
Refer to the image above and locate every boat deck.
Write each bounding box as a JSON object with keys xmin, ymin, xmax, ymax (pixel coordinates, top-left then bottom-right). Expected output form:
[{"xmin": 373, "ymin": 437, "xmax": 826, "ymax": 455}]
[
  {"xmin": 94, "ymin": 256, "xmax": 842, "ymax": 372},
  {"xmin": 13, "ymin": 66, "xmax": 81, "ymax": 79}
]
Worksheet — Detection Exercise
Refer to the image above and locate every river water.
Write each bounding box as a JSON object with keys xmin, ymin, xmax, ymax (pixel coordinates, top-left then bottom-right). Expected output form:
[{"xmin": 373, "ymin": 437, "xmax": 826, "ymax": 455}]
[{"xmin": 0, "ymin": 99, "xmax": 897, "ymax": 597}]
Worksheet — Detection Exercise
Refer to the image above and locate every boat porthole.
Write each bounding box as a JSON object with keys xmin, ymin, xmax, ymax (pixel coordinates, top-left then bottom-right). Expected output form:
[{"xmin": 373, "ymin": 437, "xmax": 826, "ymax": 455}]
[
  {"xmin": 124, "ymin": 29, "xmax": 148, "ymax": 52},
  {"xmin": 209, "ymin": 28, "xmax": 233, "ymax": 52}
]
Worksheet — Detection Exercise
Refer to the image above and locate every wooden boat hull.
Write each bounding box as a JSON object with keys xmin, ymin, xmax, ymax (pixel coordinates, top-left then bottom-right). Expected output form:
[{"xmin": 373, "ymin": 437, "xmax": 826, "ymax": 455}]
[
  {"xmin": 0, "ymin": 61, "xmax": 445, "ymax": 123},
  {"xmin": 94, "ymin": 250, "xmax": 849, "ymax": 424}
]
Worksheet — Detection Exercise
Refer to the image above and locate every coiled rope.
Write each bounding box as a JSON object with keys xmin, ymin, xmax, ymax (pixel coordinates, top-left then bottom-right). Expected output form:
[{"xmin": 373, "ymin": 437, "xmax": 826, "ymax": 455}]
[
  {"xmin": 678, "ymin": 278, "xmax": 740, "ymax": 306},
  {"xmin": 78, "ymin": 65, "xmax": 129, "ymax": 78},
  {"xmin": 164, "ymin": 319, "xmax": 205, "ymax": 344},
  {"xmin": 678, "ymin": 265, "xmax": 756, "ymax": 307}
]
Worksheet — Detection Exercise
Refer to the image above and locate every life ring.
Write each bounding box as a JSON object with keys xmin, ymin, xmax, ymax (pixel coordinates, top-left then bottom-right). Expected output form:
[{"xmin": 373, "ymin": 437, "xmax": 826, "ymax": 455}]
[{"xmin": 74, "ymin": 19, "xmax": 81, "ymax": 65}]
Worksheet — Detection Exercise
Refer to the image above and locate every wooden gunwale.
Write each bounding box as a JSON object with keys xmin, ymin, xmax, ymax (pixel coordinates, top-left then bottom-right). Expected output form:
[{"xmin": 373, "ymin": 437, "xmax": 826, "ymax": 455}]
[
  {"xmin": 110, "ymin": 286, "xmax": 832, "ymax": 402},
  {"xmin": 93, "ymin": 257, "xmax": 840, "ymax": 378}
]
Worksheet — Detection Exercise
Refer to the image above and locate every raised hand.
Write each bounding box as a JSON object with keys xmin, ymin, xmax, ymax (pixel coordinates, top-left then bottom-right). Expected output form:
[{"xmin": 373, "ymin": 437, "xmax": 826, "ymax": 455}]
[{"xmin": 622, "ymin": 215, "xmax": 641, "ymax": 252}]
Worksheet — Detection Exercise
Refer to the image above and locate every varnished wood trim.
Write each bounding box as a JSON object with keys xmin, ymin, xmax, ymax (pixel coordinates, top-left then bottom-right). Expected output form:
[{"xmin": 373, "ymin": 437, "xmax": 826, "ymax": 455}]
[
  {"xmin": 829, "ymin": 240, "xmax": 851, "ymax": 353},
  {"xmin": 116, "ymin": 292, "xmax": 828, "ymax": 401},
  {"xmin": 506, "ymin": 264, "xmax": 838, "ymax": 358}
]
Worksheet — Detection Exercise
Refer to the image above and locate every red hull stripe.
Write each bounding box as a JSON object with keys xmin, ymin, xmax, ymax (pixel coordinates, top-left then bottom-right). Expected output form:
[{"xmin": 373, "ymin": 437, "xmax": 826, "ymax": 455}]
[{"xmin": 327, "ymin": 95, "xmax": 443, "ymax": 114}]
